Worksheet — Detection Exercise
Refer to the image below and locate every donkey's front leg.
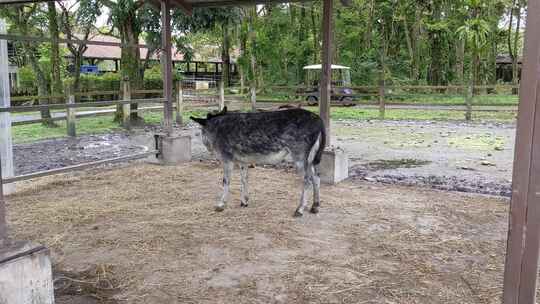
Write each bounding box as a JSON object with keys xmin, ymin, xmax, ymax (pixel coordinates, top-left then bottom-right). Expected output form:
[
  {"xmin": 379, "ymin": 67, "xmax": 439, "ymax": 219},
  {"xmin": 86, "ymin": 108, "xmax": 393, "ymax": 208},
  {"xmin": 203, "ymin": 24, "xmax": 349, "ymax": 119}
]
[
  {"xmin": 240, "ymin": 164, "xmax": 249, "ymax": 207},
  {"xmin": 216, "ymin": 161, "xmax": 234, "ymax": 212}
]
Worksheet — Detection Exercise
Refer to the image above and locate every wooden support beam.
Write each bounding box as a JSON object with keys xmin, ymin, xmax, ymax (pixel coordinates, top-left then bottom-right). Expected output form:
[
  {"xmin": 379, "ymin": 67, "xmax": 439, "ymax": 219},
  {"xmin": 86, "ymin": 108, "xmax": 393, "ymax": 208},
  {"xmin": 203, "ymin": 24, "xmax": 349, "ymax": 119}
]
[
  {"xmin": 161, "ymin": 0, "xmax": 174, "ymax": 134},
  {"xmin": 319, "ymin": 0, "xmax": 332, "ymax": 146},
  {"xmin": 0, "ymin": 19, "xmax": 13, "ymax": 197},
  {"xmin": 171, "ymin": 0, "xmax": 192, "ymax": 15},
  {"xmin": 0, "ymin": 154, "xmax": 5, "ymax": 243},
  {"xmin": 503, "ymin": 0, "xmax": 540, "ymax": 303}
]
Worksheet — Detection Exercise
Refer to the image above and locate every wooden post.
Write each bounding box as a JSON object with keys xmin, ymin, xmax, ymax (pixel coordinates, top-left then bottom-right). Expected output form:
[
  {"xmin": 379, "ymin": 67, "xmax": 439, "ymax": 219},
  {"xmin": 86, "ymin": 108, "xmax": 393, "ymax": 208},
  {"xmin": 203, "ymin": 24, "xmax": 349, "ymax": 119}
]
[
  {"xmin": 503, "ymin": 0, "xmax": 540, "ymax": 303},
  {"xmin": 378, "ymin": 73, "xmax": 386, "ymax": 119},
  {"xmin": 0, "ymin": 19, "xmax": 13, "ymax": 196},
  {"xmin": 0, "ymin": 153, "xmax": 6, "ymax": 243},
  {"xmin": 319, "ymin": 0, "xmax": 333, "ymax": 145},
  {"xmin": 65, "ymin": 85, "xmax": 76, "ymax": 137},
  {"xmin": 219, "ymin": 80, "xmax": 225, "ymax": 111},
  {"xmin": 161, "ymin": 0, "xmax": 173, "ymax": 134},
  {"xmin": 176, "ymin": 80, "xmax": 183, "ymax": 125},
  {"xmin": 250, "ymin": 85, "xmax": 256, "ymax": 111},
  {"xmin": 464, "ymin": 80, "xmax": 473, "ymax": 121},
  {"xmin": 122, "ymin": 80, "xmax": 131, "ymax": 129}
]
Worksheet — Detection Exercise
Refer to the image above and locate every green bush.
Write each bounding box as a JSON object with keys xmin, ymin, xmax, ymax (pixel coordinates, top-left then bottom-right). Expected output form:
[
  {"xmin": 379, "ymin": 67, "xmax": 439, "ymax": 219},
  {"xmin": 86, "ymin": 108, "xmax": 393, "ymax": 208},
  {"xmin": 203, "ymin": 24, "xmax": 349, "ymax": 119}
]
[
  {"xmin": 18, "ymin": 66, "xmax": 37, "ymax": 95},
  {"xmin": 79, "ymin": 72, "xmax": 121, "ymax": 92}
]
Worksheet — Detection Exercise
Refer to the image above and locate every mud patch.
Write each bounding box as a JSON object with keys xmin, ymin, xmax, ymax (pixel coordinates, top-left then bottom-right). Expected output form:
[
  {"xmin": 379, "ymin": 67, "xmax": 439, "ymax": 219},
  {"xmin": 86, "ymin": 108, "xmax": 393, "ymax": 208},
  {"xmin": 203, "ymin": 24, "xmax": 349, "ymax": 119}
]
[
  {"xmin": 352, "ymin": 158, "xmax": 431, "ymax": 171},
  {"xmin": 350, "ymin": 169, "xmax": 512, "ymax": 197}
]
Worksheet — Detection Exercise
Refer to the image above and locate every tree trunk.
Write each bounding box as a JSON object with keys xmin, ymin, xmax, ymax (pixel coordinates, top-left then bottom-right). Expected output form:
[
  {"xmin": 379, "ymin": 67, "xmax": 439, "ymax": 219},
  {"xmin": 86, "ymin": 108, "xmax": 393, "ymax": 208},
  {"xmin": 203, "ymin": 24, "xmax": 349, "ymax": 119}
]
[
  {"xmin": 248, "ymin": 6, "xmax": 257, "ymax": 111},
  {"xmin": 27, "ymin": 49, "xmax": 54, "ymax": 126},
  {"xmin": 508, "ymin": 0, "xmax": 521, "ymax": 94},
  {"xmin": 117, "ymin": 17, "xmax": 143, "ymax": 123},
  {"xmin": 297, "ymin": 6, "xmax": 308, "ymax": 83},
  {"xmin": 47, "ymin": 2, "xmax": 63, "ymax": 105},
  {"xmin": 221, "ymin": 22, "xmax": 231, "ymax": 87},
  {"xmin": 401, "ymin": 5, "xmax": 415, "ymax": 80},
  {"xmin": 456, "ymin": 38, "xmax": 465, "ymax": 92},
  {"xmin": 511, "ymin": 5, "xmax": 521, "ymax": 94},
  {"xmin": 428, "ymin": 0, "xmax": 445, "ymax": 86},
  {"xmin": 310, "ymin": 4, "xmax": 319, "ymax": 63},
  {"xmin": 411, "ymin": 6, "xmax": 421, "ymax": 82},
  {"xmin": 364, "ymin": 0, "xmax": 374, "ymax": 49}
]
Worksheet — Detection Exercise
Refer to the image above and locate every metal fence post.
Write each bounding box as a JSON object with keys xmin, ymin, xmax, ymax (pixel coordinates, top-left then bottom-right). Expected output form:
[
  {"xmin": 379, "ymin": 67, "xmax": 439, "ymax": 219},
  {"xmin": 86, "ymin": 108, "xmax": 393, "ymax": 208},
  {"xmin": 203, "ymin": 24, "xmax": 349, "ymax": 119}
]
[
  {"xmin": 66, "ymin": 85, "xmax": 76, "ymax": 137},
  {"xmin": 122, "ymin": 80, "xmax": 131, "ymax": 129},
  {"xmin": 219, "ymin": 80, "xmax": 225, "ymax": 111},
  {"xmin": 176, "ymin": 80, "xmax": 183, "ymax": 125}
]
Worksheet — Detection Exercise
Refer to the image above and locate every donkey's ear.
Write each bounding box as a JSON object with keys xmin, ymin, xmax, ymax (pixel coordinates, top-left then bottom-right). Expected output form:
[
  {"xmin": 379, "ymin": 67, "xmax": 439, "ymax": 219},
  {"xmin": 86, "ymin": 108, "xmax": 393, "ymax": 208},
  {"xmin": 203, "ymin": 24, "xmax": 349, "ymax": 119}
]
[
  {"xmin": 190, "ymin": 116, "xmax": 207, "ymax": 126},
  {"xmin": 221, "ymin": 106, "xmax": 228, "ymax": 114}
]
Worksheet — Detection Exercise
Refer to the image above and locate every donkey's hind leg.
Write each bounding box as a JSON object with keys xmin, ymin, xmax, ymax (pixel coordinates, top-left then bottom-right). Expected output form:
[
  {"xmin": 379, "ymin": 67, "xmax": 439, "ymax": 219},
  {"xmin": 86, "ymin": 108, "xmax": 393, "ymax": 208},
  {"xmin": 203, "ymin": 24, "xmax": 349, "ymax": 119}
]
[
  {"xmin": 294, "ymin": 161, "xmax": 314, "ymax": 217},
  {"xmin": 310, "ymin": 164, "xmax": 321, "ymax": 214}
]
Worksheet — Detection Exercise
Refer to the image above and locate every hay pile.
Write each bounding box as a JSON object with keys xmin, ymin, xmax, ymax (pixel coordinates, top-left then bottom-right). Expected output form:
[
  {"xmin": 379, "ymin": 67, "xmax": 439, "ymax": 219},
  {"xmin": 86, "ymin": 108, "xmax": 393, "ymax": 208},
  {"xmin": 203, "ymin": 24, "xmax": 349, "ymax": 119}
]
[{"xmin": 7, "ymin": 161, "xmax": 510, "ymax": 303}]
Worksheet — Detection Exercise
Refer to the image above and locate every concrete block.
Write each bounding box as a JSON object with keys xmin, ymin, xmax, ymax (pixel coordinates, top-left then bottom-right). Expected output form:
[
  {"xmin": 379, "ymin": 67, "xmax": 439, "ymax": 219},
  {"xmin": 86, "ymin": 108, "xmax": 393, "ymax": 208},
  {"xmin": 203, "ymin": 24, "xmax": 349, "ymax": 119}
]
[
  {"xmin": 0, "ymin": 241, "xmax": 55, "ymax": 304},
  {"xmin": 158, "ymin": 135, "xmax": 192, "ymax": 165},
  {"xmin": 319, "ymin": 147, "xmax": 349, "ymax": 184}
]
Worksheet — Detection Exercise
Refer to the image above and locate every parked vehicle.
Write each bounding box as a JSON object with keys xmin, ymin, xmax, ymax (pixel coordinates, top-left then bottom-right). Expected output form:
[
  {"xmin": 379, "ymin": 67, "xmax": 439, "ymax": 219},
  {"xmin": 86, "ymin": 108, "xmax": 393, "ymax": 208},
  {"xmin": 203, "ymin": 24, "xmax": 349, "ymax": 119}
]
[{"xmin": 297, "ymin": 64, "xmax": 354, "ymax": 106}]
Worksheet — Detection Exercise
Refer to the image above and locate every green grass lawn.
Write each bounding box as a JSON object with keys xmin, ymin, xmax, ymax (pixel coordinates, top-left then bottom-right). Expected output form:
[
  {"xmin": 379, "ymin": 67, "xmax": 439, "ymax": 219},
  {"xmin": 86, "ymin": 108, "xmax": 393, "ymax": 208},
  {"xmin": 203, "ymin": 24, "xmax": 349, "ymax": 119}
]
[
  {"xmin": 10, "ymin": 106, "xmax": 516, "ymax": 143},
  {"xmin": 256, "ymin": 92, "xmax": 519, "ymax": 106},
  {"xmin": 12, "ymin": 110, "xmax": 207, "ymax": 143},
  {"xmin": 305, "ymin": 106, "xmax": 517, "ymax": 122}
]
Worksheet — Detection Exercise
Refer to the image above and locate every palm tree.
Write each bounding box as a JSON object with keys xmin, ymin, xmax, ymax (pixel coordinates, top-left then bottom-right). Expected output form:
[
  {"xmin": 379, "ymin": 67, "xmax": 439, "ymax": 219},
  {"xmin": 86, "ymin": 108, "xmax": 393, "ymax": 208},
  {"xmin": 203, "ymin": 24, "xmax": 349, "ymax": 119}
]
[{"xmin": 457, "ymin": 0, "xmax": 490, "ymax": 121}]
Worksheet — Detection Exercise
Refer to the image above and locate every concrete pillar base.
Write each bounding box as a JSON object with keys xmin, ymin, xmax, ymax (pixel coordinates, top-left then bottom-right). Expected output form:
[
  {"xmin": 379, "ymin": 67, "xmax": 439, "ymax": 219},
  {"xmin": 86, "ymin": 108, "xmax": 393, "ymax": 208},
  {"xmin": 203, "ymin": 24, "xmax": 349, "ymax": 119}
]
[
  {"xmin": 0, "ymin": 241, "xmax": 55, "ymax": 304},
  {"xmin": 319, "ymin": 147, "xmax": 349, "ymax": 184},
  {"xmin": 156, "ymin": 134, "xmax": 192, "ymax": 165}
]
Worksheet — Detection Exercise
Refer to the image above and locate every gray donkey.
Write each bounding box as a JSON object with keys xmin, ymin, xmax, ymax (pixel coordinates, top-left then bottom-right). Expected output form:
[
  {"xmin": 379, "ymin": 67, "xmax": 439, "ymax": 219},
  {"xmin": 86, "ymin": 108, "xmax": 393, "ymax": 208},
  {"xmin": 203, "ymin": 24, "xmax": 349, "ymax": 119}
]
[{"xmin": 191, "ymin": 107, "xmax": 326, "ymax": 217}]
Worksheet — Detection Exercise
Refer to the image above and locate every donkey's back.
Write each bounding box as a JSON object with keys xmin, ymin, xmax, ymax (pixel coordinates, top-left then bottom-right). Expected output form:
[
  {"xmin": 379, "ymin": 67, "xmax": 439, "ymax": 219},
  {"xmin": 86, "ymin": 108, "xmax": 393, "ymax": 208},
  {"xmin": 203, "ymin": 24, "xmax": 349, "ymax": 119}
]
[{"xmin": 209, "ymin": 108, "xmax": 325, "ymax": 166}]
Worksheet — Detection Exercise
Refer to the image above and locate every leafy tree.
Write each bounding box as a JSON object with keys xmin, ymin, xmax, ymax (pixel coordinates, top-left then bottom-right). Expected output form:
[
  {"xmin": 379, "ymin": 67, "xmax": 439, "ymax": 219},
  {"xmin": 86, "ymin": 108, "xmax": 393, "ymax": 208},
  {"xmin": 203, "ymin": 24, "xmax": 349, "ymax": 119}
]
[
  {"xmin": 0, "ymin": 3, "xmax": 55, "ymax": 125},
  {"xmin": 457, "ymin": 0, "xmax": 490, "ymax": 120},
  {"xmin": 58, "ymin": 0, "xmax": 102, "ymax": 97}
]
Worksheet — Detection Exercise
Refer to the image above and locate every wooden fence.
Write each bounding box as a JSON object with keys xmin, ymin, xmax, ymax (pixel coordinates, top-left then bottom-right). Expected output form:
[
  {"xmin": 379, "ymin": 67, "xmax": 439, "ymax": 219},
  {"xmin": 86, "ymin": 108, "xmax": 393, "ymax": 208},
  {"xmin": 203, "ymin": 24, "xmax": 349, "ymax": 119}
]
[{"xmin": 3, "ymin": 79, "xmax": 231, "ymax": 135}]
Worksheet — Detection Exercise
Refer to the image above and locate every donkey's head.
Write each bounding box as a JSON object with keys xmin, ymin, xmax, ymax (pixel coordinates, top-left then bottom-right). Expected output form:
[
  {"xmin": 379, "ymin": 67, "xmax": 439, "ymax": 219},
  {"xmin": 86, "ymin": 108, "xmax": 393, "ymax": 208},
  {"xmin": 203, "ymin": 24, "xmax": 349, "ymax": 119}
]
[{"xmin": 190, "ymin": 107, "xmax": 228, "ymax": 152}]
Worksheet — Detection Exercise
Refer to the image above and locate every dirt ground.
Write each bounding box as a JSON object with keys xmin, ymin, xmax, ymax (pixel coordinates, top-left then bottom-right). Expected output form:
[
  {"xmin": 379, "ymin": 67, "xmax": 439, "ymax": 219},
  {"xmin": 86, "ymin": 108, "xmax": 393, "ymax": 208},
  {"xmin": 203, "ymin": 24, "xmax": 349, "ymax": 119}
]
[
  {"xmin": 13, "ymin": 119, "xmax": 516, "ymax": 197},
  {"xmin": 334, "ymin": 119, "xmax": 515, "ymax": 197},
  {"xmin": 6, "ymin": 161, "xmax": 510, "ymax": 304}
]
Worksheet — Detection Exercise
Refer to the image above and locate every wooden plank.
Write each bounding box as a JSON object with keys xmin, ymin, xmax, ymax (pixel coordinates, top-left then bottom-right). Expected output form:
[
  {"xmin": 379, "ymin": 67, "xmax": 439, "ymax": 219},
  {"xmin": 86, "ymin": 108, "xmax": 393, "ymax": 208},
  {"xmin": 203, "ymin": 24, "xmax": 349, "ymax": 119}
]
[
  {"xmin": 0, "ymin": 34, "xmax": 147, "ymax": 48},
  {"xmin": 0, "ymin": 98, "xmax": 166, "ymax": 113},
  {"xmin": 319, "ymin": 0, "xmax": 332, "ymax": 145},
  {"xmin": 503, "ymin": 0, "xmax": 540, "ymax": 302},
  {"xmin": 2, "ymin": 151, "xmax": 157, "ymax": 184},
  {"xmin": 161, "ymin": 0, "xmax": 174, "ymax": 134},
  {"xmin": 66, "ymin": 87, "xmax": 76, "ymax": 137}
]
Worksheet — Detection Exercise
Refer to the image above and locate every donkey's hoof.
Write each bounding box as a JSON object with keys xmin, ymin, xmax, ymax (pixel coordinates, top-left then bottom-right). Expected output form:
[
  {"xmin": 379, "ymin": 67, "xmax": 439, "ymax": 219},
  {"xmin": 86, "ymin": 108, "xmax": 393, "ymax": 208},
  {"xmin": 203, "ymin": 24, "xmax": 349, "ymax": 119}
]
[
  {"xmin": 310, "ymin": 206, "xmax": 320, "ymax": 214},
  {"xmin": 240, "ymin": 202, "xmax": 249, "ymax": 208},
  {"xmin": 215, "ymin": 206, "xmax": 225, "ymax": 212},
  {"xmin": 293, "ymin": 210, "xmax": 304, "ymax": 217}
]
